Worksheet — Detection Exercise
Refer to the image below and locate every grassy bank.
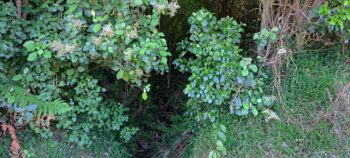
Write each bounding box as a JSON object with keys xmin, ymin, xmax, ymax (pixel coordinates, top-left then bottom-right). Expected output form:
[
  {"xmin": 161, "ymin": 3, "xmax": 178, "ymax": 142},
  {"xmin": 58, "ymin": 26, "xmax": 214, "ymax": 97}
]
[{"xmin": 187, "ymin": 52, "xmax": 350, "ymax": 157}]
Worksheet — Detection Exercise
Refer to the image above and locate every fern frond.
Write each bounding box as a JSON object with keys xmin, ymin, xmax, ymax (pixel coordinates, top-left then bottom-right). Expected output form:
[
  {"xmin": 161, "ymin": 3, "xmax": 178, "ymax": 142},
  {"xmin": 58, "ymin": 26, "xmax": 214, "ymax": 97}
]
[{"xmin": 0, "ymin": 84, "xmax": 71, "ymax": 117}]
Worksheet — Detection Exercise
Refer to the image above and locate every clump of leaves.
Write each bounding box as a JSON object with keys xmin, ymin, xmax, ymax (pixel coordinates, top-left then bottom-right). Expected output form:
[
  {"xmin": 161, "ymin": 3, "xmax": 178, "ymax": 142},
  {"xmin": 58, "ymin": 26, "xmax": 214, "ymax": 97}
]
[
  {"xmin": 319, "ymin": 0, "xmax": 350, "ymax": 32},
  {"xmin": 253, "ymin": 27, "xmax": 279, "ymax": 52},
  {"xmin": 175, "ymin": 9, "xmax": 273, "ymax": 118},
  {"xmin": 318, "ymin": 0, "xmax": 350, "ymax": 50}
]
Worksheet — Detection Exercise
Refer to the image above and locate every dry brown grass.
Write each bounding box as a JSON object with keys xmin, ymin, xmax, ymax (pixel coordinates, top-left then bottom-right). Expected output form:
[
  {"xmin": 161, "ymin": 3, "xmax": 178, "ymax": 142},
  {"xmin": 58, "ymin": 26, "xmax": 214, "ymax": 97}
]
[{"xmin": 326, "ymin": 83, "xmax": 350, "ymax": 145}]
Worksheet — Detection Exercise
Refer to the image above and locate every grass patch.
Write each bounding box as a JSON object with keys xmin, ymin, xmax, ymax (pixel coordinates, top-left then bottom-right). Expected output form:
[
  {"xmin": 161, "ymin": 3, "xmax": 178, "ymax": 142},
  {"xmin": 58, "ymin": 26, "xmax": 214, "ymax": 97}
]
[{"xmin": 0, "ymin": 129, "xmax": 131, "ymax": 158}]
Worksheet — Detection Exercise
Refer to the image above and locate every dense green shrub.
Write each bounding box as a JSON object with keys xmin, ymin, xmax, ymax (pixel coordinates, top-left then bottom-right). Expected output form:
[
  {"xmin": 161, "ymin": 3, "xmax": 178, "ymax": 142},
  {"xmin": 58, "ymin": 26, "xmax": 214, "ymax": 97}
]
[
  {"xmin": 174, "ymin": 9, "xmax": 273, "ymax": 156},
  {"xmin": 0, "ymin": 0, "xmax": 177, "ymax": 147},
  {"xmin": 175, "ymin": 9, "xmax": 273, "ymax": 119}
]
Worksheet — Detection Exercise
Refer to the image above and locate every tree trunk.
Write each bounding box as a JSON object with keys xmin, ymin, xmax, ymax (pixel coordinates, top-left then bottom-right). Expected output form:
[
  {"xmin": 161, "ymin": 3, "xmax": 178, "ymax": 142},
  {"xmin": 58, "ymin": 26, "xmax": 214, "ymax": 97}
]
[{"xmin": 260, "ymin": 0, "xmax": 273, "ymax": 29}]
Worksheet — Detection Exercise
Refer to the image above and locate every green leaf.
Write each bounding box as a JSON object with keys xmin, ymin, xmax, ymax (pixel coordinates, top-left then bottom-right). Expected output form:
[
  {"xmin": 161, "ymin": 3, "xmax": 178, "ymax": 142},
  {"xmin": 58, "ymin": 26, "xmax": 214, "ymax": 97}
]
[
  {"xmin": 23, "ymin": 41, "xmax": 36, "ymax": 51},
  {"xmin": 252, "ymin": 106, "xmax": 258, "ymax": 116},
  {"xmin": 27, "ymin": 52, "xmax": 38, "ymax": 61},
  {"xmin": 208, "ymin": 151, "xmax": 216, "ymax": 158},
  {"xmin": 220, "ymin": 124, "xmax": 227, "ymax": 133},
  {"xmin": 12, "ymin": 75, "xmax": 22, "ymax": 81},
  {"xmin": 23, "ymin": 68, "xmax": 29, "ymax": 74},
  {"xmin": 78, "ymin": 66, "xmax": 85, "ymax": 72},
  {"xmin": 249, "ymin": 64, "xmax": 258, "ymax": 73},
  {"xmin": 117, "ymin": 70, "xmax": 124, "ymax": 79},
  {"xmin": 216, "ymin": 140, "xmax": 224, "ymax": 148},
  {"xmin": 197, "ymin": 16, "xmax": 203, "ymax": 21},
  {"xmin": 67, "ymin": 69, "xmax": 75, "ymax": 76},
  {"xmin": 123, "ymin": 72, "xmax": 129, "ymax": 81},
  {"xmin": 270, "ymin": 33, "xmax": 277, "ymax": 41},
  {"xmin": 239, "ymin": 60, "xmax": 247, "ymax": 68},
  {"xmin": 253, "ymin": 33, "xmax": 259, "ymax": 40},
  {"xmin": 108, "ymin": 47, "xmax": 113, "ymax": 53},
  {"xmin": 242, "ymin": 68, "xmax": 249, "ymax": 76},
  {"xmin": 43, "ymin": 51, "xmax": 52, "ymax": 58},
  {"xmin": 159, "ymin": 51, "xmax": 168, "ymax": 57},
  {"xmin": 116, "ymin": 30, "xmax": 123, "ymax": 35},
  {"xmin": 243, "ymin": 102, "xmax": 249, "ymax": 110},
  {"xmin": 67, "ymin": 4, "xmax": 77, "ymax": 13},
  {"xmin": 38, "ymin": 49, "xmax": 43, "ymax": 55},
  {"xmin": 93, "ymin": 24, "xmax": 101, "ymax": 32},
  {"xmin": 217, "ymin": 131, "xmax": 226, "ymax": 141},
  {"xmin": 134, "ymin": 0, "xmax": 143, "ymax": 5},
  {"xmin": 241, "ymin": 109, "xmax": 249, "ymax": 115},
  {"xmin": 151, "ymin": 19, "xmax": 158, "ymax": 26},
  {"xmin": 142, "ymin": 91, "xmax": 148, "ymax": 100},
  {"xmin": 8, "ymin": 96, "xmax": 15, "ymax": 104},
  {"xmin": 161, "ymin": 57, "xmax": 167, "ymax": 64},
  {"xmin": 261, "ymin": 29, "xmax": 270, "ymax": 36},
  {"xmin": 140, "ymin": 49, "xmax": 145, "ymax": 55},
  {"xmin": 91, "ymin": 10, "xmax": 96, "ymax": 17}
]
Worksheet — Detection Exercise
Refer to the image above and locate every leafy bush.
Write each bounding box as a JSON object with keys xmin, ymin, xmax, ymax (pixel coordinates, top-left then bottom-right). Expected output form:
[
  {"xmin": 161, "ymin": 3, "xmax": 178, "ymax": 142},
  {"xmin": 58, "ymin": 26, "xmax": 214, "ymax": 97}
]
[
  {"xmin": 319, "ymin": 0, "xmax": 350, "ymax": 49},
  {"xmin": 175, "ymin": 9, "xmax": 273, "ymax": 119},
  {"xmin": 319, "ymin": 0, "xmax": 350, "ymax": 32},
  {"xmin": 174, "ymin": 9, "xmax": 273, "ymax": 156},
  {"xmin": 0, "ymin": 0, "xmax": 177, "ymax": 147}
]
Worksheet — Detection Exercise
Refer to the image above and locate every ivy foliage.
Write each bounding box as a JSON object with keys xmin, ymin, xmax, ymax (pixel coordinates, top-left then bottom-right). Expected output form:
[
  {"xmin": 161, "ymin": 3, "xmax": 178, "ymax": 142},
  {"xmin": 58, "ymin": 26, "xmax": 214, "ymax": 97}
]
[{"xmin": 0, "ymin": 0, "xmax": 177, "ymax": 147}]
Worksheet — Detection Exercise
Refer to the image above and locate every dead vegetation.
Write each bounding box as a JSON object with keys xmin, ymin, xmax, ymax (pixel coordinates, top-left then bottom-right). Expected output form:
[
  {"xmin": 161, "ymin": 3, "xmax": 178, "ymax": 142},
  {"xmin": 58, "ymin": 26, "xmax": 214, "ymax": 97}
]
[
  {"xmin": 1, "ymin": 124, "xmax": 20, "ymax": 158},
  {"xmin": 326, "ymin": 82, "xmax": 350, "ymax": 147}
]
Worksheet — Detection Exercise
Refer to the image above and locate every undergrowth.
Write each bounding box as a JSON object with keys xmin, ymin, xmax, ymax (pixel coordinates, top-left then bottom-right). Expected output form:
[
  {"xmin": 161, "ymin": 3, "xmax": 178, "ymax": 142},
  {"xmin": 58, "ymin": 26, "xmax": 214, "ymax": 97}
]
[
  {"xmin": 185, "ymin": 52, "xmax": 350, "ymax": 157},
  {"xmin": 0, "ymin": 129, "xmax": 131, "ymax": 158}
]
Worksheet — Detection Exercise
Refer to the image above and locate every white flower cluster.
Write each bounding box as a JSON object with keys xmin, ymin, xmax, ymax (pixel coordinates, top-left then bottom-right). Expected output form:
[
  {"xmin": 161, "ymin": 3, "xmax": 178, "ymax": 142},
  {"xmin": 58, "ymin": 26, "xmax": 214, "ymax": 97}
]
[
  {"xmin": 124, "ymin": 49, "xmax": 133, "ymax": 61},
  {"xmin": 101, "ymin": 24, "xmax": 115, "ymax": 38},
  {"xmin": 128, "ymin": 23, "xmax": 139, "ymax": 39},
  {"xmin": 49, "ymin": 41, "xmax": 78, "ymax": 57},
  {"xmin": 71, "ymin": 19, "xmax": 82, "ymax": 29},
  {"xmin": 136, "ymin": 68, "xmax": 144, "ymax": 77},
  {"xmin": 92, "ymin": 36, "xmax": 103, "ymax": 46},
  {"xmin": 168, "ymin": 1, "xmax": 180, "ymax": 17},
  {"xmin": 152, "ymin": 0, "xmax": 180, "ymax": 17},
  {"xmin": 277, "ymin": 47, "xmax": 289, "ymax": 55}
]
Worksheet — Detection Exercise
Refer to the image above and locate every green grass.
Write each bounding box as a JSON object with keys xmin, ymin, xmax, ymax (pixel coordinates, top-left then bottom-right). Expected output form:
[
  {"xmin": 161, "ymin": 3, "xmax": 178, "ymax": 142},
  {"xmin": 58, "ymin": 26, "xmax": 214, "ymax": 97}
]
[
  {"xmin": 186, "ymin": 52, "xmax": 350, "ymax": 157},
  {"xmin": 0, "ymin": 129, "xmax": 131, "ymax": 158}
]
